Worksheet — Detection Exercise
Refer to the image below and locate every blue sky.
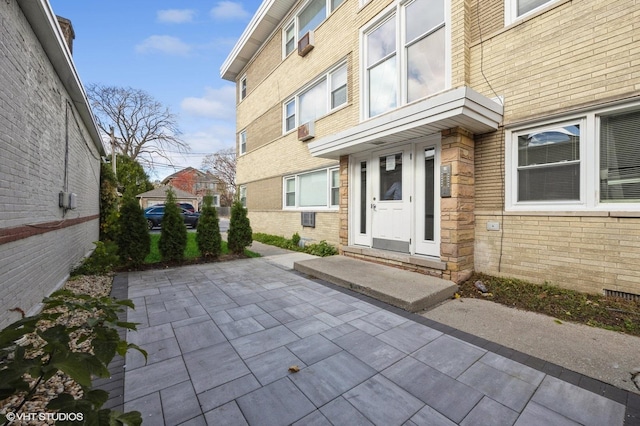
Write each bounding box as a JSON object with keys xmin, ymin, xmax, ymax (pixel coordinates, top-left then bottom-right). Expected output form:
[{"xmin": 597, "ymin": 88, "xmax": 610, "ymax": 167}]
[{"xmin": 49, "ymin": 0, "xmax": 262, "ymax": 180}]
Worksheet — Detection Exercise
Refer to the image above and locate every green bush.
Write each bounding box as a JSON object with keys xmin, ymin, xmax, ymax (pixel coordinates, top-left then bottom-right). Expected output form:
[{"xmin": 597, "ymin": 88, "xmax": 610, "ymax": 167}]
[
  {"xmin": 227, "ymin": 201, "xmax": 252, "ymax": 254},
  {"xmin": 159, "ymin": 188, "xmax": 187, "ymax": 262},
  {"xmin": 116, "ymin": 195, "xmax": 150, "ymax": 267},
  {"xmin": 99, "ymin": 163, "xmax": 119, "ymax": 241},
  {"xmin": 305, "ymin": 240, "xmax": 338, "ymax": 257},
  {"xmin": 71, "ymin": 241, "xmax": 119, "ymax": 276},
  {"xmin": 291, "ymin": 232, "xmax": 301, "ymax": 247},
  {"xmin": 196, "ymin": 195, "xmax": 222, "ymax": 258},
  {"xmin": 252, "ymin": 233, "xmax": 338, "ymax": 257}
]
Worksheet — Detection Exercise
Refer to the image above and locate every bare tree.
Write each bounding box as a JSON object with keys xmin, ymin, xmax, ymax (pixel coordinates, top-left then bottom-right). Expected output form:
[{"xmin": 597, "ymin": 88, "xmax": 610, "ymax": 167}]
[
  {"xmin": 201, "ymin": 148, "xmax": 236, "ymax": 206},
  {"xmin": 87, "ymin": 84, "xmax": 189, "ymax": 169}
]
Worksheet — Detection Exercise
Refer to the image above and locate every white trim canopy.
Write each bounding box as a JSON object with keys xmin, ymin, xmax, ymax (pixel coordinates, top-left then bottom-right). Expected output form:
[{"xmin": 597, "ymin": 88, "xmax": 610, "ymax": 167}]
[{"xmin": 308, "ymin": 87, "xmax": 503, "ymax": 159}]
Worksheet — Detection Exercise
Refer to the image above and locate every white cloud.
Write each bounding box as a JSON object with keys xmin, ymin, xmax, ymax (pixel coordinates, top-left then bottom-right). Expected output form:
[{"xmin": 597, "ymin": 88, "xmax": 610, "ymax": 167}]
[
  {"xmin": 135, "ymin": 35, "xmax": 192, "ymax": 56},
  {"xmin": 210, "ymin": 1, "xmax": 250, "ymax": 20},
  {"xmin": 180, "ymin": 86, "xmax": 236, "ymax": 119},
  {"xmin": 157, "ymin": 9, "xmax": 196, "ymax": 24}
]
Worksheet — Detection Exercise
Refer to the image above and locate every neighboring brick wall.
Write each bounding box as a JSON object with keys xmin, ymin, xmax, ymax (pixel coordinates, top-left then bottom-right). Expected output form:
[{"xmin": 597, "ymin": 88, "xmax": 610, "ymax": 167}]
[
  {"xmin": 248, "ymin": 210, "xmax": 340, "ymax": 246},
  {"xmin": 245, "ymin": 177, "xmax": 282, "ymax": 210},
  {"xmin": 0, "ymin": 1, "xmax": 101, "ymax": 327}
]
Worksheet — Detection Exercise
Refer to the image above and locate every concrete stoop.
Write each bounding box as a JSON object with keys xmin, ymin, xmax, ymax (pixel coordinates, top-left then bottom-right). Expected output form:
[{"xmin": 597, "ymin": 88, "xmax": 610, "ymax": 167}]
[{"xmin": 293, "ymin": 256, "xmax": 458, "ymax": 312}]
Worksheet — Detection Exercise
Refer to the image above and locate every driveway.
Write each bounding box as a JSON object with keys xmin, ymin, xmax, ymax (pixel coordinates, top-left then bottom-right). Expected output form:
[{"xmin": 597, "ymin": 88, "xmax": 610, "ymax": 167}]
[{"xmin": 119, "ymin": 258, "xmax": 628, "ymax": 425}]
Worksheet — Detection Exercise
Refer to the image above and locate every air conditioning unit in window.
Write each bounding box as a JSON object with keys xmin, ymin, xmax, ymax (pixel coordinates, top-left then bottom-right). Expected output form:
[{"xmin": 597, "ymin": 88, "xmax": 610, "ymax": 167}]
[
  {"xmin": 298, "ymin": 30, "xmax": 314, "ymax": 56},
  {"xmin": 301, "ymin": 211, "xmax": 315, "ymax": 228},
  {"xmin": 297, "ymin": 121, "xmax": 315, "ymax": 141}
]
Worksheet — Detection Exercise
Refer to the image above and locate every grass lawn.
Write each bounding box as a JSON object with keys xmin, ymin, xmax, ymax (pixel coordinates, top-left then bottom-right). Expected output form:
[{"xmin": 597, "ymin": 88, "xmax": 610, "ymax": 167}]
[{"xmin": 145, "ymin": 233, "xmax": 259, "ymax": 264}]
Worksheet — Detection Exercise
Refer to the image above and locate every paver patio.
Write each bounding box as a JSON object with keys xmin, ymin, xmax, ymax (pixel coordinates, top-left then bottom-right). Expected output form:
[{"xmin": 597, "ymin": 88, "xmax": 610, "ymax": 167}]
[{"xmin": 117, "ymin": 258, "xmax": 629, "ymax": 425}]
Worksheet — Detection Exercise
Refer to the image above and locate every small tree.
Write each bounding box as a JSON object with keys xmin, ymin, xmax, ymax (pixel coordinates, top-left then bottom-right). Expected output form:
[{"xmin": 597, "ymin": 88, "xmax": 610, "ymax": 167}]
[
  {"xmin": 227, "ymin": 201, "xmax": 252, "ymax": 255},
  {"xmin": 159, "ymin": 188, "xmax": 187, "ymax": 262},
  {"xmin": 116, "ymin": 195, "xmax": 150, "ymax": 267},
  {"xmin": 196, "ymin": 195, "xmax": 222, "ymax": 259},
  {"xmin": 99, "ymin": 162, "xmax": 119, "ymax": 242}
]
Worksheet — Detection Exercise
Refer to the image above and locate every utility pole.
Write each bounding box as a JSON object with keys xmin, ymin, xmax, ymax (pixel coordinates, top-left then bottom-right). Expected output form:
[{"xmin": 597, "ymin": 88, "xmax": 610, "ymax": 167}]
[{"xmin": 110, "ymin": 126, "xmax": 116, "ymax": 176}]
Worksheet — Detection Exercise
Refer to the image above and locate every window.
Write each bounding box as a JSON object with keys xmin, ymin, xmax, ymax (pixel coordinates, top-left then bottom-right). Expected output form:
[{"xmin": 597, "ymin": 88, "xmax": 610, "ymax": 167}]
[
  {"xmin": 505, "ymin": 0, "xmax": 559, "ymax": 24},
  {"xmin": 507, "ymin": 104, "xmax": 640, "ymax": 211},
  {"xmin": 284, "ymin": 63, "xmax": 347, "ymax": 132},
  {"xmin": 283, "ymin": 0, "xmax": 344, "ymax": 58},
  {"xmin": 283, "ymin": 167, "xmax": 339, "ymax": 209},
  {"xmin": 239, "ymin": 185, "xmax": 247, "ymax": 207},
  {"xmin": 239, "ymin": 130, "xmax": 247, "ymax": 155},
  {"xmin": 239, "ymin": 76, "xmax": 247, "ymax": 100},
  {"xmin": 364, "ymin": 0, "xmax": 446, "ymax": 118}
]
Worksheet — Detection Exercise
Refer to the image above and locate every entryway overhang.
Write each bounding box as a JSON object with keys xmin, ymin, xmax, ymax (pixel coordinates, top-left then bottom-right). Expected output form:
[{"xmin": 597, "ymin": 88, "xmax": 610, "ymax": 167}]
[{"xmin": 308, "ymin": 87, "xmax": 503, "ymax": 160}]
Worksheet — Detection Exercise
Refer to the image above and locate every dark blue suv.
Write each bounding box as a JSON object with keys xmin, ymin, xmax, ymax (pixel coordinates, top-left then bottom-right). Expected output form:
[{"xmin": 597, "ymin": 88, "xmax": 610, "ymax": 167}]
[{"xmin": 144, "ymin": 206, "xmax": 200, "ymax": 230}]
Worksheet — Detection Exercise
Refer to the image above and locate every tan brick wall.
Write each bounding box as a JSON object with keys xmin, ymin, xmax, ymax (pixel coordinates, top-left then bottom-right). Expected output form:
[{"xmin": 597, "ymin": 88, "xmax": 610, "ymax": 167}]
[
  {"xmin": 248, "ymin": 210, "xmax": 340, "ymax": 246},
  {"xmin": 474, "ymin": 130, "xmax": 504, "ymax": 211},
  {"xmin": 245, "ymin": 177, "xmax": 282, "ymax": 210},
  {"xmin": 469, "ymin": 0, "xmax": 503, "ymax": 43},
  {"xmin": 243, "ymin": 104, "xmax": 282, "ymax": 153},
  {"xmin": 475, "ymin": 213, "xmax": 640, "ymax": 296}
]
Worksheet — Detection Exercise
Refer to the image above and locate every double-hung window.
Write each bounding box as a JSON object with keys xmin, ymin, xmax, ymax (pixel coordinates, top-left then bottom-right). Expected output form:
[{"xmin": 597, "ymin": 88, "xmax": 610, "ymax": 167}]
[
  {"xmin": 284, "ymin": 63, "xmax": 347, "ymax": 133},
  {"xmin": 507, "ymin": 104, "xmax": 640, "ymax": 210},
  {"xmin": 364, "ymin": 0, "xmax": 446, "ymax": 118},
  {"xmin": 283, "ymin": 167, "xmax": 340, "ymax": 209},
  {"xmin": 239, "ymin": 130, "xmax": 247, "ymax": 155},
  {"xmin": 239, "ymin": 76, "xmax": 247, "ymax": 100},
  {"xmin": 282, "ymin": 0, "xmax": 345, "ymax": 58},
  {"xmin": 505, "ymin": 0, "xmax": 559, "ymax": 24}
]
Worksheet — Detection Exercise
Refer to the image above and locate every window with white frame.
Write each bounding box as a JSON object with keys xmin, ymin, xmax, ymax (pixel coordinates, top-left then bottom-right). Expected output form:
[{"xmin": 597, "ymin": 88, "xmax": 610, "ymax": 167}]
[
  {"xmin": 239, "ymin": 130, "xmax": 247, "ymax": 155},
  {"xmin": 239, "ymin": 185, "xmax": 247, "ymax": 207},
  {"xmin": 283, "ymin": 167, "xmax": 340, "ymax": 209},
  {"xmin": 507, "ymin": 104, "xmax": 640, "ymax": 210},
  {"xmin": 284, "ymin": 63, "xmax": 347, "ymax": 132},
  {"xmin": 505, "ymin": 0, "xmax": 559, "ymax": 24},
  {"xmin": 239, "ymin": 76, "xmax": 247, "ymax": 100},
  {"xmin": 364, "ymin": 0, "xmax": 446, "ymax": 118},
  {"xmin": 282, "ymin": 0, "xmax": 345, "ymax": 58}
]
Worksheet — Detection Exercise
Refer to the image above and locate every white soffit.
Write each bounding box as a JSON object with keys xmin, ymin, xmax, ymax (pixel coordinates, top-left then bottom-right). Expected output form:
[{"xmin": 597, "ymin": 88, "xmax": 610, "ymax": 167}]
[
  {"xmin": 221, "ymin": 0, "xmax": 296, "ymax": 81},
  {"xmin": 308, "ymin": 87, "xmax": 504, "ymax": 159}
]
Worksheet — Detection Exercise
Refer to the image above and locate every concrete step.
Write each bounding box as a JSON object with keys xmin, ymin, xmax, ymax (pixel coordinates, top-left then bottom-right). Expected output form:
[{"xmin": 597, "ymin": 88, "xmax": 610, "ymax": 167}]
[{"xmin": 293, "ymin": 256, "xmax": 458, "ymax": 312}]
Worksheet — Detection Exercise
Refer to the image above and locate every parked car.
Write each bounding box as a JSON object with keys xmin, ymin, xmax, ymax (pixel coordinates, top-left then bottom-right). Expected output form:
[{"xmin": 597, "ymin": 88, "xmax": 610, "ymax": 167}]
[{"xmin": 144, "ymin": 206, "xmax": 200, "ymax": 230}]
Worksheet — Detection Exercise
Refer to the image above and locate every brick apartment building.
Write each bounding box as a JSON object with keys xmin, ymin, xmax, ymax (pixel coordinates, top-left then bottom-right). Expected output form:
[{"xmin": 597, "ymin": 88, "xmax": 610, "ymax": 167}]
[{"xmin": 221, "ymin": 0, "xmax": 640, "ymax": 297}]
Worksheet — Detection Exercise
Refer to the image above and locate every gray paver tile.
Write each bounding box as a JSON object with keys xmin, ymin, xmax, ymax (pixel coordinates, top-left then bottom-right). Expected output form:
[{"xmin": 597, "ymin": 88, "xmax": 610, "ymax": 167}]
[
  {"xmin": 198, "ymin": 374, "xmax": 261, "ymax": 412},
  {"xmin": 314, "ymin": 312, "xmax": 344, "ymax": 327},
  {"xmin": 127, "ymin": 323, "xmax": 174, "ymax": 346},
  {"xmin": 319, "ymin": 397, "xmax": 374, "ymax": 426},
  {"xmin": 123, "ymin": 392, "xmax": 163, "ymax": 424},
  {"xmin": 178, "ymin": 415, "xmax": 207, "ymax": 425},
  {"xmin": 254, "ymin": 312, "xmax": 281, "ymax": 328},
  {"xmin": 343, "ymin": 375, "xmax": 424, "ymax": 426},
  {"xmin": 245, "ymin": 346, "xmax": 305, "ymax": 385},
  {"xmin": 382, "ymin": 357, "xmax": 483, "ymax": 423},
  {"xmin": 125, "ymin": 336, "xmax": 181, "ymax": 370},
  {"xmin": 479, "ymin": 352, "xmax": 545, "ymax": 386},
  {"xmin": 460, "ymin": 396, "xmax": 518, "ymax": 426},
  {"xmin": 458, "ymin": 361, "xmax": 537, "ymax": 412},
  {"xmin": 148, "ymin": 308, "xmax": 189, "ymax": 326},
  {"xmin": 186, "ymin": 304, "xmax": 207, "ymax": 317},
  {"xmin": 160, "ymin": 380, "xmax": 201, "ymax": 425},
  {"xmin": 236, "ymin": 378, "xmax": 315, "ymax": 426},
  {"xmin": 334, "ymin": 330, "xmax": 405, "ymax": 371},
  {"xmin": 230, "ymin": 325, "xmax": 300, "ymax": 359},
  {"xmin": 170, "ymin": 315, "xmax": 210, "ymax": 329},
  {"xmin": 204, "ymin": 302, "xmax": 239, "ymax": 314},
  {"xmin": 183, "ymin": 342, "xmax": 250, "ymax": 393},
  {"xmin": 412, "ymin": 335, "xmax": 486, "ymax": 378},
  {"xmin": 349, "ymin": 318, "xmax": 385, "ymax": 335},
  {"xmin": 174, "ymin": 319, "xmax": 226, "ymax": 353},
  {"xmin": 321, "ymin": 323, "xmax": 357, "ymax": 341},
  {"xmin": 284, "ymin": 303, "xmax": 324, "ymax": 319},
  {"xmin": 289, "ymin": 351, "xmax": 376, "ymax": 407},
  {"xmin": 285, "ymin": 316, "xmax": 333, "ymax": 338},
  {"xmin": 350, "ymin": 300, "xmax": 379, "ymax": 313},
  {"xmin": 219, "ymin": 317, "xmax": 265, "ymax": 339},
  {"xmin": 376, "ymin": 322, "xmax": 441, "ymax": 354},
  {"xmin": 270, "ymin": 309, "xmax": 298, "ymax": 324},
  {"xmin": 360, "ymin": 310, "xmax": 408, "ymax": 330},
  {"xmin": 309, "ymin": 297, "xmax": 356, "ymax": 316},
  {"xmin": 286, "ymin": 334, "xmax": 342, "ymax": 365},
  {"xmin": 408, "ymin": 405, "xmax": 456, "ymax": 426},
  {"xmin": 232, "ymin": 292, "xmax": 266, "ymax": 306},
  {"xmin": 292, "ymin": 410, "xmax": 332, "ymax": 426},
  {"xmin": 530, "ymin": 376, "xmax": 625, "ymax": 426},
  {"xmin": 210, "ymin": 310, "xmax": 234, "ymax": 325},
  {"xmin": 164, "ymin": 296, "xmax": 200, "ymax": 310},
  {"xmin": 337, "ymin": 309, "xmax": 368, "ymax": 322},
  {"xmin": 514, "ymin": 401, "xmax": 580, "ymax": 426},
  {"xmin": 124, "ymin": 356, "xmax": 189, "ymax": 402},
  {"xmin": 205, "ymin": 401, "xmax": 248, "ymax": 426},
  {"xmin": 227, "ymin": 303, "xmax": 267, "ymax": 320}
]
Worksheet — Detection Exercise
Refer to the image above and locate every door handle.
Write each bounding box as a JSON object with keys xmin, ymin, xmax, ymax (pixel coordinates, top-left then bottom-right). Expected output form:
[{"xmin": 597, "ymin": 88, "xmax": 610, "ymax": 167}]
[{"xmin": 370, "ymin": 203, "xmax": 377, "ymax": 211}]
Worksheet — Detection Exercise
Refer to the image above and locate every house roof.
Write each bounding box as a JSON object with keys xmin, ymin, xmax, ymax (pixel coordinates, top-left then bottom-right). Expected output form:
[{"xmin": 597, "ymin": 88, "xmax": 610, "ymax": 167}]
[
  {"xmin": 136, "ymin": 186, "xmax": 197, "ymax": 199},
  {"xmin": 220, "ymin": 0, "xmax": 296, "ymax": 81},
  {"xmin": 18, "ymin": 0, "xmax": 104, "ymax": 155}
]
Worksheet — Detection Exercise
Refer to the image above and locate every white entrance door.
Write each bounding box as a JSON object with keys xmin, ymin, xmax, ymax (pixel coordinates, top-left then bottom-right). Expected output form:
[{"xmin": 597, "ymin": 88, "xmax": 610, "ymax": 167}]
[{"xmin": 371, "ymin": 146, "xmax": 412, "ymax": 252}]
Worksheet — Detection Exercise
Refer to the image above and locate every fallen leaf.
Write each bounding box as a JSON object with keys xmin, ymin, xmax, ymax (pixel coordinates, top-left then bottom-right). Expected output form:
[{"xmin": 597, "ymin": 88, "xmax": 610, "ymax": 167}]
[
  {"xmin": 288, "ymin": 365, "xmax": 300, "ymax": 373},
  {"xmin": 554, "ymin": 319, "xmax": 563, "ymax": 324}
]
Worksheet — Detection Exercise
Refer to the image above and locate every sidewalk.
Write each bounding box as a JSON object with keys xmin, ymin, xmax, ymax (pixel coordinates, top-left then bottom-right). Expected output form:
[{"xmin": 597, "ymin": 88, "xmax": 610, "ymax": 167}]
[{"xmin": 112, "ymin": 252, "xmax": 635, "ymax": 425}]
